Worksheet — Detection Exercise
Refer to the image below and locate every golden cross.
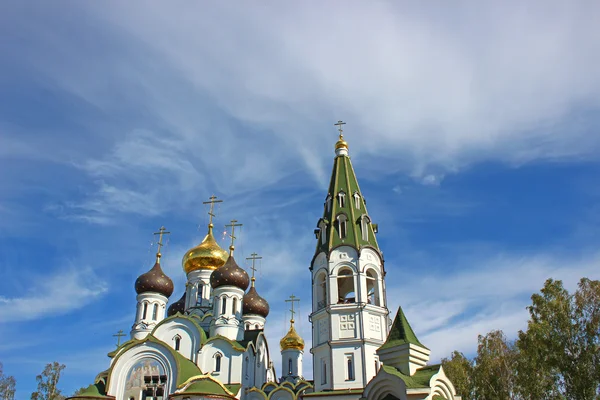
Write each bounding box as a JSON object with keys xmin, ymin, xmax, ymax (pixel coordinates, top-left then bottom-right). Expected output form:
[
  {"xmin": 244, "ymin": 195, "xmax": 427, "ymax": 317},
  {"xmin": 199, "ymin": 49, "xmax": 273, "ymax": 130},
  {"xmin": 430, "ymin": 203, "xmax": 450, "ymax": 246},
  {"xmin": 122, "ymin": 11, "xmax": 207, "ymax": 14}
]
[
  {"xmin": 246, "ymin": 252, "xmax": 262, "ymax": 286},
  {"xmin": 153, "ymin": 226, "xmax": 171, "ymax": 261},
  {"xmin": 113, "ymin": 329, "xmax": 126, "ymax": 347},
  {"xmin": 225, "ymin": 219, "xmax": 243, "ymax": 254},
  {"xmin": 334, "ymin": 120, "xmax": 346, "ymax": 139},
  {"xmin": 203, "ymin": 195, "xmax": 223, "ymax": 226},
  {"xmin": 285, "ymin": 294, "xmax": 300, "ymax": 323}
]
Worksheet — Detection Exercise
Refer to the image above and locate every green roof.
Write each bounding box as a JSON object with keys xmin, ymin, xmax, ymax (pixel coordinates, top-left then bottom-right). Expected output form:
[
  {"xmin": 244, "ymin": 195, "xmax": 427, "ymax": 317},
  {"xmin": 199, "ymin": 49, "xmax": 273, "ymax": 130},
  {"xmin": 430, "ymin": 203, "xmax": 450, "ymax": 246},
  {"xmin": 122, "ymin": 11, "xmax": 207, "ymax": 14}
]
[
  {"xmin": 379, "ymin": 306, "xmax": 428, "ymax": 351},
  {"xmin": 66, "ymin": 382, "xmax": 113, "ymax": 399},
  {"xmin": 176, "ymin": 376, "xmax": 239, "ymax": 398},
  {"xmin": 315, "ymin": 148, "xmax": 380, "ymax": 257},
  {"xmin": 381, "ymin": 364, "xmax": 441, "ymax": 389}
]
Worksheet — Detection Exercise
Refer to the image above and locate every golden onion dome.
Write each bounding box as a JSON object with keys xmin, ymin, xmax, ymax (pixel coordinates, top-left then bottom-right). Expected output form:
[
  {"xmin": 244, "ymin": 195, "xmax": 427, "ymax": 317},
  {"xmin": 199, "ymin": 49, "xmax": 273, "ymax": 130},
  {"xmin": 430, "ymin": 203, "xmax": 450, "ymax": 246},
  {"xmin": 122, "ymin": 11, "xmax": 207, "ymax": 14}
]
[
  {"xmin": 182, "ymin": 224, "xmax": 229, "ymax": 274},
  {"xmin": 280, "ymin": 321, "xmax": 305, "ymax": 351},
  {"xmin": 335, "ymin": 134, "xmax": 348, "ymax": 150}
]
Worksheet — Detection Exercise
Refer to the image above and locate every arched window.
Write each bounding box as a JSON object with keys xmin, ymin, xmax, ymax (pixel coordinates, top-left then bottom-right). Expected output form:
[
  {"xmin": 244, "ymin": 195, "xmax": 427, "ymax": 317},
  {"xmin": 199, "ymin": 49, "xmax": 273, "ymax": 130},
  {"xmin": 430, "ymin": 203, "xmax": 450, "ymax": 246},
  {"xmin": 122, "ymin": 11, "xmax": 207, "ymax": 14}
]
[
  {"xmin": 221, "ymin": 297, "xmax": 227, "ymax": 315},
  {"xmin": 288, "ymin": 358, "xmax": 293, "ymax": 375},
  {"xmin": 142, "ymin": 303, "xmax": 148, "ymax": 320},
  {"xmin": 152, "ymin": 304, "xmax": 158, "ymax": 320},
  {"xmin": 337, "ymin": 268, "xmax": 355, "ymax": 303},
  {"xmin": 232, "ymin": 297, "xmax": 238, "ymax": 314},
  {"xmin": 246, "ymin": 323, "xmax": 250, "ymax": 330},
  {"xmin": 318, "ymin": 220, "xmax": 327, "ymax": 245},
  {"xmin": 316, "ymin": 272, "xmax": 327, "ymax": 310},
  {"xmin": 360, "ymin": 215, "xmax": 371, "ymax": 242},
  {"xmin": 353, "ymin": 191, "xmax": 361, "ymax": 209},
  {"xmin": 325, "ymin": 194, "xmax": 332, "ymax": 212},
  {"xmin": 255, "ymin": 324, "xmax": 259, "ymax": 330},
  {"xmin": 337, "ymin": 191, "xmax": 346, "ymax": 208},
  {"xmin": 346, "ymin": 355, "xmax": 354, "ymax": 380},
  {"xmin": 174, "ymin": 335, "xmax": 181, "ymax": 351},
  {"xmin": 366, "ymin": 269, "xmax": 380, "ymax": 306},
  {"xmin": 215, "ymin": 354, "xmax": 222, "ymax": 372},
  {"xmin": 337, "ymin": 214, "xmax": 348, "ymax": 239},
  {"xmin": 198, "ymin": 284, "xmax": 203, "ymax": 300}
]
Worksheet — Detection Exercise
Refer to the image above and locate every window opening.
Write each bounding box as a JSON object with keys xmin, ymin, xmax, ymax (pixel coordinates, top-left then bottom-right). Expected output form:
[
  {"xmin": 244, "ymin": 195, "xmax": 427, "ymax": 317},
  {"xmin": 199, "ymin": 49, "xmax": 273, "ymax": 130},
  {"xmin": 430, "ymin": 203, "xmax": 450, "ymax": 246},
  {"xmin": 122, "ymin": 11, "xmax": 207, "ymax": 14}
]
[
  {"xmin": 215, "ymin": 354, "xmax": 222, "ymax": 372},
  {"xmin": 366, "ymin": 269, "xmax": 380, "ymax": 306},
  {"xmin": 174, "ymin": 336, "xmax": 181, "ymax": 351},
  {"xmin": 288, "ymin": 358, "xmax": 293, "ymax": 375},
  {"xmin": 152, "ymin": 304, "xmax": 158, "ymax": 320},
  {"xmin": 321, "ymin": 359, "xmax": 327, "ymax": 384},
  {"xmin": 142, "ymin": 303, "xmax": 148, "ymax": 320},
  {"xmin": 347, "ymin": 355, "xmax": 354, "ymax": 380},
  {"xmin": 221, "ymin": 297, "xmax": 227, "ymax": 315},
  {"xmin": 337, "ymin": 214, "xmax": 348, "ymax": 239},
  {"xmin": 337, "ymin": 269, "xmax": 356, "ymax": 303},
  {"xmin": 354, "ymin": 192, "xmax": 361, "ymax": 209},
  {"xmin": 316, "ymin": 273, "xmax": 327, "ymax": 309},
  {"xmin": 338, "ymin": 191, "xmax": 346, "ymax": 208},
  {"xmin": 232, "ymin": 297, "xmax": 238, "ymax": 314}
]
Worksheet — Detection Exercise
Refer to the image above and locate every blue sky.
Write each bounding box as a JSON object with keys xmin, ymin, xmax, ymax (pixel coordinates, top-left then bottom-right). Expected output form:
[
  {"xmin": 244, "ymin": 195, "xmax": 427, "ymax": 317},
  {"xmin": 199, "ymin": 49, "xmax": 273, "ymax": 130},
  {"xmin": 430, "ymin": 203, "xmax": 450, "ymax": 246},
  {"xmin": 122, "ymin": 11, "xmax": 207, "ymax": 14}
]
[{"xmin": 1, "ymin": 1, "xmax": 600, "ymax": 398}]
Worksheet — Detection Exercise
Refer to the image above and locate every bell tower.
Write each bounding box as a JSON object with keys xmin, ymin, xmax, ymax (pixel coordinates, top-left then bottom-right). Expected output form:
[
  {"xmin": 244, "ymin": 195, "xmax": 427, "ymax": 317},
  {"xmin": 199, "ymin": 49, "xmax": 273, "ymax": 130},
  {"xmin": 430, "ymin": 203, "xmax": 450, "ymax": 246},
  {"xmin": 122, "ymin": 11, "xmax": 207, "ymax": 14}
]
[{"xmin": 310, "ymin": 122, "xmax": 390, "ymax": 391}]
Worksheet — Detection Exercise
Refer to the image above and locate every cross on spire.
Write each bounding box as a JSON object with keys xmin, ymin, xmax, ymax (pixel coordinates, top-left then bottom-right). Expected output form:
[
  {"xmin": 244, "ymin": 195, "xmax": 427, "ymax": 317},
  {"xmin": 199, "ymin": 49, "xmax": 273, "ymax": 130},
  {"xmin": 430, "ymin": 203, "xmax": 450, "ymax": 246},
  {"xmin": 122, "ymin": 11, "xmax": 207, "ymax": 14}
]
[
  {"xmin": 113, "ymin": 329, "xmax": 126, "ymax": 347},
  {"xmin": 285, "ymin": 294, "xmax": 300, "ymax": 324},
  {"xmin": 153, "ymin": 226, "xmax": 171, "ymax": 262},
  {"xmin": 203, "ymin": 195, "xmax": 223, "ymax": 227},
  {"xmin": 246, "ymin": 252, "xmax": 262, "ymax": 287},
  {"xmin": 334, "ymin": 120, "xmax": 346, "ymax": 139},
  {"xmin": 225, "ymin": 219, "xmax": 243, "ymax": 256}
]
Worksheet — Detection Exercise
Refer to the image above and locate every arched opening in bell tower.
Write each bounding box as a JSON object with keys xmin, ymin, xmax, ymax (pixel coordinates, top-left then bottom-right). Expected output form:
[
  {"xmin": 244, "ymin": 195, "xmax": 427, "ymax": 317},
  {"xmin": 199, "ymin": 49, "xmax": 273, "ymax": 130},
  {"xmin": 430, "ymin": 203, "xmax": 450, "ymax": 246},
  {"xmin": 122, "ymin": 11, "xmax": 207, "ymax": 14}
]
[{"xmin": 337, "ymin": 268, "xmax": 355, "ymax": 304}]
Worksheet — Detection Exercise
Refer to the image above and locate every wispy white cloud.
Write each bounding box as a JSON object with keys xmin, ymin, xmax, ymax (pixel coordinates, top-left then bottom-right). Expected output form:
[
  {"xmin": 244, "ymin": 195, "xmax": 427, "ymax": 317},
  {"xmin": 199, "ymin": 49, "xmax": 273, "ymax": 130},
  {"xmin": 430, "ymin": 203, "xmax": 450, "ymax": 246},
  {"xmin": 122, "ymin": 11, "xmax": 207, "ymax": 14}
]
[{"xmin": 0, "ymin": 266, "xmax": 108, "ymax": 322}]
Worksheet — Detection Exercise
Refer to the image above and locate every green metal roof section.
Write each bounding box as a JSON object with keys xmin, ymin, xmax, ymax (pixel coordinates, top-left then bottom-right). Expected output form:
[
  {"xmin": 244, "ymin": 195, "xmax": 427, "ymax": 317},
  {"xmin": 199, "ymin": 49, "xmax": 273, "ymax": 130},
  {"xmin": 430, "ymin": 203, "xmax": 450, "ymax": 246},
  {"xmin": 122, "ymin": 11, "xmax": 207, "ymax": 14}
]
[
  {"xmin": 315, "ymin": 149, "xmax": 380, "ymax": 257},
  {"xmin": 380, "ymin": 364, "xmax": 441, "ymax": 389},
  {"xmin": 379, "ymin": 306, "xmax": 428, "ymax": 351},
  {"xmin": 66, "ymin": 382, "xmax": 114, "ymax": 399}
]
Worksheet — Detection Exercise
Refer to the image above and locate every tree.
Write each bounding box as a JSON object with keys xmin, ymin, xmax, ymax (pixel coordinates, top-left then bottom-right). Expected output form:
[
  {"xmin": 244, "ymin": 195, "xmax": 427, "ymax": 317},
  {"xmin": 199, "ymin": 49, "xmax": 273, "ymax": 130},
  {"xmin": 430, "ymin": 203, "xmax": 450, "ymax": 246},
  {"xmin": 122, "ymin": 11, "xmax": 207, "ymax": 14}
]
[
  {"xmin": 472, "ymin": 330, "xmax": 517, "ymax": 400},
  {"xmin": 0, "ymin": 362, "xmax": 16, "ymax": 400},
  {"xmin": 30, "ymin": 362, "xmax": 65, "ymax": 400},
  {"xmin": 516, "ymin": 278, "xmax": 600, "ymax": 400},
  {"xmin": 441, "ymin": 351, "xmax": 474, "ymax": 399}
]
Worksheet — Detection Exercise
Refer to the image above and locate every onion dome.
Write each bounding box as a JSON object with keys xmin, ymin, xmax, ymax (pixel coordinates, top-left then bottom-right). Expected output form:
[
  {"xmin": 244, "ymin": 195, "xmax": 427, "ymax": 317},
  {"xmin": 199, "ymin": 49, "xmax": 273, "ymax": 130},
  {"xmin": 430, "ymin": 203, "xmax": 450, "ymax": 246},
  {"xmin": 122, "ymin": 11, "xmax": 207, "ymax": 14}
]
[
  {"xmin": 243, "ymin": 286, "xmax": 270, "ymax": 318},
  {"xmin": 280, "ymin": 321, "xmax": 304, "ymax": 351},
  {"xmin": 335, "ymin": 134, "xmax": 348, "ymax": 151},
  {"xmin": 135, "ymin": 256, "xmax": 174, "ymax": 298},
  {"xmin": 167, "ymin": 293, "xmax": 186, "ymax": 316},
  {"xmin": 210, "ymin": 255, "xmax": 250, "ymax": 290},
  {"xmin": 182, "ymin": 224, "xmax": 229, "ymax": 274}
]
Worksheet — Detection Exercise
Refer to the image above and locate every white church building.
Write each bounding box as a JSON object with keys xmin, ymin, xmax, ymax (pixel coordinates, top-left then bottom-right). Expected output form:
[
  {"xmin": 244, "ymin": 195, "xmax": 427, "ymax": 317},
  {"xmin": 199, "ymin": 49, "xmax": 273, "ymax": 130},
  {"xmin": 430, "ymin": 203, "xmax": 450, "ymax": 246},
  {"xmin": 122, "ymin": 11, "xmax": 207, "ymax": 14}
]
[{"xmin": 69, "ymin": 126, "xmax": 459, "ymax": 400}]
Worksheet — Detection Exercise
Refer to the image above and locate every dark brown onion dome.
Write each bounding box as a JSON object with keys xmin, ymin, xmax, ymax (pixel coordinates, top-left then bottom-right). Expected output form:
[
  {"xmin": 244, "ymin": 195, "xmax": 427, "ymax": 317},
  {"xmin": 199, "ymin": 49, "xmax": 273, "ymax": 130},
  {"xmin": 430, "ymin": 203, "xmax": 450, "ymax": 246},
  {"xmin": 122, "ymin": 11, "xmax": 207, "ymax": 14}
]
[
  {"xmin": 243, "ymin": 286, "xmax": 270, "ymax": 318},
  {"xmin": 168, "ymin": 293, "xmax": 186, "ymax": 316},
  {"xmin": 209, "ymin": 256, "xmax": 249, "ymax": 291},
  {"xmin": 135, "ymin": 262, "xmax": 174, "ymax": 298}
]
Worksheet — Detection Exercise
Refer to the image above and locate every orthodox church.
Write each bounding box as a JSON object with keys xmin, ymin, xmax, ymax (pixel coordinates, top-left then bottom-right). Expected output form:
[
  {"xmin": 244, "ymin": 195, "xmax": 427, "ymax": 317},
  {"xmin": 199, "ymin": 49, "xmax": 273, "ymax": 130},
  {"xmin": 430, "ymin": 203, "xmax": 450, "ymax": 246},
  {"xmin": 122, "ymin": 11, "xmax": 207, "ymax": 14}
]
[{"xmin": 69, "ymin": 126, "xmax": 459, "ymax": 400}]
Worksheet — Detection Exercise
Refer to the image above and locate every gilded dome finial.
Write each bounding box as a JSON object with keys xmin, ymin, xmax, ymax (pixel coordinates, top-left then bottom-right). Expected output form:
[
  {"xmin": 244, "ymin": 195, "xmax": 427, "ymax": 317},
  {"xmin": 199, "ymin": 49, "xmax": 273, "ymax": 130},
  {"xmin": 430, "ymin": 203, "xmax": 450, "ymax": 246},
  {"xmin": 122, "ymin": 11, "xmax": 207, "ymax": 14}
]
[
  {"xmin": 334, "ymin": 120, "xmax": 349, "ymax": 155},
  {"xmin": 182, "ymin": 196, "xmax": 229, "ymax": 274},
  {"xmin": 280, "ymin": 294, "xmax": 304, "ymax": 351},
  {"xmin": 225, "ymin": 219, "xmax": 242, "ymax": 257},
  {"xmin": 153, "ymin": 226, "xmax": 170, "ymax": 263}
]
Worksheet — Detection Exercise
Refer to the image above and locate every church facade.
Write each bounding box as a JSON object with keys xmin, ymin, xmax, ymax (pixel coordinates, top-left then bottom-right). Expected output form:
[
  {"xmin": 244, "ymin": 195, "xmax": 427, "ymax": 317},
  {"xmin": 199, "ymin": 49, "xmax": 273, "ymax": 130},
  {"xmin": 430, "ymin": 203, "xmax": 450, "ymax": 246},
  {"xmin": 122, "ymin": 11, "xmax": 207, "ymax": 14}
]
[{"xmin": 69, "ymin": 127, "xmax": 459, "ymax": 400}]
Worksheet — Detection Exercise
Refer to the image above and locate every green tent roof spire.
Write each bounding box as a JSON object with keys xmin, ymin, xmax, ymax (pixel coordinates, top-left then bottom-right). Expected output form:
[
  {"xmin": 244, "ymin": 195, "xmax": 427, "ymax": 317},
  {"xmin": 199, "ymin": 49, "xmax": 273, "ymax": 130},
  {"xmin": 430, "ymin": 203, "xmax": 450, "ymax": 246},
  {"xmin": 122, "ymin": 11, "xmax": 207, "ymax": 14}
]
[
  {"xmin": 380, "ymin": 306, "xmax": 428, "ymax": 350},
  {"xmin": 314, "ymin": 123, "xmax": 380, "ymax": 256}
]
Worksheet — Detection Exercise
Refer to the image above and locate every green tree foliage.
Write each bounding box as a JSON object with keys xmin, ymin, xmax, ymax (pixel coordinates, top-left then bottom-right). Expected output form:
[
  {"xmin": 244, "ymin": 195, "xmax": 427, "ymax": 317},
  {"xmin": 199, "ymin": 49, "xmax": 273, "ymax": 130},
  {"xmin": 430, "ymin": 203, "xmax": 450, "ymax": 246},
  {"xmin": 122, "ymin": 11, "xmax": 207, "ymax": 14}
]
[
  {"xmin": 30, "ymin": 362, "xmax": 66, "ymax": 400},
  {"xmin": 473, "ymin": 330, "xmax": 517, "ymax": 400},
  {"xmin": 441, "ymin": 351, "xmax": 474, "ymax": 399},
  {"xmin": 0, "ymin": 362, "xmax": 16, "ymax": 400},
  {"xmin": 443, "ymin": 278, "xmax": 600, "ymax": 400},
  {"xmin": 516, "ymin": 278, "xmax": 600, "ymax": 400}
]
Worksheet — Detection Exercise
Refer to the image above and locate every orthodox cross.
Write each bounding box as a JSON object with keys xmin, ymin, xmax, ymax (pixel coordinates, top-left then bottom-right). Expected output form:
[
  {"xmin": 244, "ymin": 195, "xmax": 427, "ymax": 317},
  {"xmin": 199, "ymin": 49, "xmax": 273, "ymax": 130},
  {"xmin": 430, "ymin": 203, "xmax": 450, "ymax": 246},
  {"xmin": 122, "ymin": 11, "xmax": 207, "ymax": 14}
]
[
  {"xmin": 203, "ymin": 195, "xmax": 223, "ymax": 226},
  {"xmin": 153, "ymin": 226, "xmax": 171, "ymax": 259},
  {"xmin": 113, "ymin": 329, "xmax": 126, "ymax": 347},
  {"xmin": 334, "ymin": 120, "xmax": 346, "ymax": 138},
  {"xmin": 285, "ymin": 294, "xmax": 300, "ymax": 323},
  {"xmin": 225, "ymin": 219, "xmax": 243, "ymax": 254},
  {"xmin": 246, "ymin": 252, "xmax": 262, "ymax": 286}
]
